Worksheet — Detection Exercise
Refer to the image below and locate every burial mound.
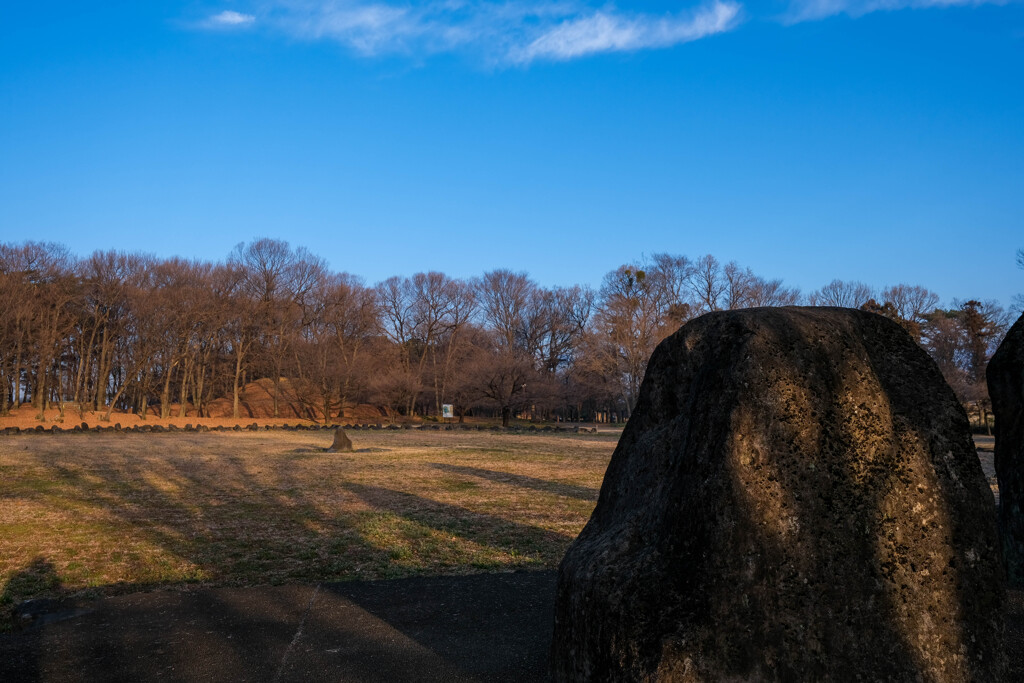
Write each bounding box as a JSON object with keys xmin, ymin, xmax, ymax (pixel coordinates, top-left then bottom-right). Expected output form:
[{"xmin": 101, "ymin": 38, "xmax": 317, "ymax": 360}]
[{"xmin": 552, "ymin": 307, "xmax": 1005, "ymax": 681}]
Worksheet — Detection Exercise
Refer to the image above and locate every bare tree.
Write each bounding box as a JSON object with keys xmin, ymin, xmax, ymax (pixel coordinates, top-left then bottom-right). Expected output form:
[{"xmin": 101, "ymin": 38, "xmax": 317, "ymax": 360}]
[
  {"xmin": 745, "ymin": 277, "xmax": 801, "ymax": 307},
  {"xmin": 592, "ymin": 265, "xmax": 674, "ymax": 414},
  {"xmin": 649, "ymin": 253, "xmax": 693, "ymax": 307},
  {"xmin": 534, "ymin": 285, "xmax": 594, "ymax": 373},
  {"xmin": 298, "ymin": 272, "xmax": 379, "ymax": 421},
  {"xmin": 686, "ymin": 254, "xmax": 726, "ymax": 313},
  {"xmin": 0, "ymin": 244, "xmax": 38, "ymax": 414},
  {"xmin": 230, "ymin": 239, "xmax": 325, "ymax": 418},
  {"xmin": 420, "ymin": 275, "xmax": 476, "ymax": 416},
  {"xmin": 375, "ymin": 272, "xmax": 466, "ymax": 416},
  {"xmin": 0, "ymin": 238, "xmax": 986, "ymax": 429},
  {"xmin": 809, "ymin": 279, "xmax": 874, "ymax": 308},
  {"xmin": 212, "ymin": 262, "xmax": 259, "ymax": 419},
  {"xmin": 474, "ymin": 269, "xmax": 537, "ymax": 350},
  {"xmin": 9, "ymin": 243, "xmax": 81, "ymax": 420},
  {"xmin": 462, "ymin": 334, "xmax": 535, "ymax": 427},
  {"xmin": 923, "ymin": 300, "xmax": 1008, "ymax": 433},
  {"xmin": 870, "ymin": 284, "xmax": 941, "ymax": 341}
]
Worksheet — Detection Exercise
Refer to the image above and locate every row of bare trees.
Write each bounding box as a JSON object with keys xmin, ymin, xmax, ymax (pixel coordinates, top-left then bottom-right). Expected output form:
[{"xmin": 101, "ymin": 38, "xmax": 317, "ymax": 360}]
[{"xmin": 0, "ymin": 240, "xmax": 1014, "ymax": 427}]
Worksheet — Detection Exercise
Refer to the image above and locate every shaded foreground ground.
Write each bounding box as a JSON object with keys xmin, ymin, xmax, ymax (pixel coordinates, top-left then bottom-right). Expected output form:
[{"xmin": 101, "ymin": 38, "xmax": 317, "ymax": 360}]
[
  {"xmin": 1, "ymin": 573, "xmax": 1020, "ymax": 682},
  {"xmin": 1, "ymin": 432, "xmax": 1018, "ymax": 680},
  {"xmin": 0, "ymin": 572, "xmax": 556, "ymax": 682}
]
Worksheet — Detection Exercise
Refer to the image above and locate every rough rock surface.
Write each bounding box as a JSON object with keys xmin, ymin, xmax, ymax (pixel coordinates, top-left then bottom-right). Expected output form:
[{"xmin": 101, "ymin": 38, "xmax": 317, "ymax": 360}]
[
  {"xmin": 552, "ymin": 307, "xmax": 1005, "ymax": 681},
  {"xmin": 328, "ymin": 428, "xmax": 353, "ymax": 452},
  {"xmin": 988, "ymin": 312, "xmax": 1024, "ymax": 587}
]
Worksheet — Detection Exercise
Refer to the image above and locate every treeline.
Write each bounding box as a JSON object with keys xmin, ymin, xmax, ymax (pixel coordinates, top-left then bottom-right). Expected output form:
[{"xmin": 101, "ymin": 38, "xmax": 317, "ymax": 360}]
[{"xmin": 0, "ymin": 240, "xmax": 1012, "ymax": 427}]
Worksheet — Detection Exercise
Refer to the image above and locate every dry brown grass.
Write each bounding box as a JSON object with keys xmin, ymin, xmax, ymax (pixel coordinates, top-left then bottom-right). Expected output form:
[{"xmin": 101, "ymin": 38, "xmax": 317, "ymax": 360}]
[{"xmin": 0, "ymin": 429, "xmax": 617, "ymax": 624}]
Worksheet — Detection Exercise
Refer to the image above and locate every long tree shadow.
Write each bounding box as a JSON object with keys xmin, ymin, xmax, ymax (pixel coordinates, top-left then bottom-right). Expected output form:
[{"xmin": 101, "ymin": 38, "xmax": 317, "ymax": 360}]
[
  {"xmin": 342, "ymin": 482, "xmax": 575, "ymax": 560},
  {"xmin": 1, "ymin": 569, "xmax": 558, "ymax": 682},
  {"xmin": 8, "ymin": 442, "xmax": 407, "ymax": 594},
  {"xmin": 0, "ymin": 433, "xmax": 586, "ymax": 680},
  {"xmin": 1, "ymin": 577, "xmax": 326, "ymax": 683},
  {"xmin": 4, "ymin": 435, "xmax": 580, "ymax": 599},
  {"xmin": 428, "ymin": 463, "xmax": 598, "ymax": 501},
  {"xmin": 1, "ymin": 558, "xmax": 60, "ymax": 681}
]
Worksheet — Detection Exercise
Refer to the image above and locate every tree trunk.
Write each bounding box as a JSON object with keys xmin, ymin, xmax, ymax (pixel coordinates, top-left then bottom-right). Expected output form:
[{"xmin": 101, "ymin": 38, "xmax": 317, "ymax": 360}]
[
  {"xmin": 233, "ymin": 348, "xmax": 243, "ymax": 419},
  {"xmin": 94, "ymin": 332, "xmax": 111, "ymax": 412},
  {"xmin": 161, "ymin": 361, "xmax": 174, "ymax": 420},
  {"xmin": 193, "ymin": 363, "xmax": 206, "ymax": 418},
  {"xmin": 501, "ymin": 406, "xmax": 510, "ymax": 428},
  {"xmin": 103, "ymin": 375, "xmax": 135, "ymax": 421},
  {"xmin": 178, "ymin": 362, "xmax": 191, "ymax": 418},
  {"xmin": 0, "ymin": 367, "xmax": 9, "ymax": 416},
  {"xmin": 272, "ymin": 374, "xmax": 280, "ymax": 419},
  {"xmin": 12, "ymin": 353, "xmax": 22, "ymax": 408},
  {"xmin": 73, "ymin": 319, "xmax": 100, "ymax": 405},
  {"xmin": 35, "ymin": 359, "xmax": 49, "ymax": 421}
]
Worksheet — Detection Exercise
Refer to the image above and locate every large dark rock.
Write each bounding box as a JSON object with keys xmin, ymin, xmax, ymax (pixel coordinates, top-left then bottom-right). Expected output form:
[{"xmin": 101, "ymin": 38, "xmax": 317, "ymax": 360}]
[
  {"xmin": 328, "ymin": 428, "xmax": 353, "ymax": 452},
  {"xmin": 552, "ymin": 307, "xmax": 1005, "ymax": 681},
  {"xmin": 988, "ymin": 312, "xmax": 1024, "ymax": 587}
]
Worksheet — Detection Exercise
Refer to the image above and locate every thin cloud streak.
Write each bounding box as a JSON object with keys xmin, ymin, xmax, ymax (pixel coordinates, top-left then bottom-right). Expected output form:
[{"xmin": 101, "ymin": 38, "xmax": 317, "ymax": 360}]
[
  {"xmin": 220, "ymin": 1, "xmax": 743, "ymax": 63},
  {"xmin": 205, "ymin": 10, "xmax": 258, "ymax": 27},
  {"xmin": 196, "ymin": 0, "xmax": 1018, "ymax": 58},
  {"xmin": 511, "ymin": 2, "xmax": 742, "ymax": 62},
  {"xmin": 784, "ymin": 0, "xmax": 1008, "ymax": 23}
]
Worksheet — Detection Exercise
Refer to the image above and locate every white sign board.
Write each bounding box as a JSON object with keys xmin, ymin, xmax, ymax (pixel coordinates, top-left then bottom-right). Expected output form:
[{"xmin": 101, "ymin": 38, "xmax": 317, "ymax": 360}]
[{"xmin": 442, "ymin": 404, "xmax": 454, "ymax": 419}]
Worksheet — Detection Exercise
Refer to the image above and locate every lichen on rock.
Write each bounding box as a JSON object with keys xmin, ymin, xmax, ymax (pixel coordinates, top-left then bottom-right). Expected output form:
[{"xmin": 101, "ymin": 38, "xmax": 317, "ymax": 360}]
[{"xmin": 552, "ymin": 307, "xmax": 1005, "ymax": 681}]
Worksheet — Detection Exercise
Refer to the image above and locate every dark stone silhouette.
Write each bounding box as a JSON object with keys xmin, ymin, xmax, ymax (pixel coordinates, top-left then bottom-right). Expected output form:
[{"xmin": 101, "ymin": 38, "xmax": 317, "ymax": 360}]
[
  {"xmin": 988, "ymin": 312, "xmax": 1024, "ymax": 587},
  {"xmin": 552, "ymin": 307, "xmax": 1005, "ymax": 681},
  {"xmin": 328, "ymin": 428, "xmax": 353, "ymax": 452}
]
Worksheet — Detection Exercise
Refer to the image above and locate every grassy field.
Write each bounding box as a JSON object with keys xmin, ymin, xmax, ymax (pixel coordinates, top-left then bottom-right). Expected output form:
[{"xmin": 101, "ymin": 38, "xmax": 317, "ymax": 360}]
[{"xmin": 0, "ymin": 429, "xmax": 618, "ymax": 625}]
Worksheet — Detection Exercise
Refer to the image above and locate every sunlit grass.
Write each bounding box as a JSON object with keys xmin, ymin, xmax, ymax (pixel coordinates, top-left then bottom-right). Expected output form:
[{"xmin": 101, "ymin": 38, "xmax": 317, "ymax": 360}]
[{"xmin": 0, "ymin": 429, "xmax": 616, "ymax": 627}]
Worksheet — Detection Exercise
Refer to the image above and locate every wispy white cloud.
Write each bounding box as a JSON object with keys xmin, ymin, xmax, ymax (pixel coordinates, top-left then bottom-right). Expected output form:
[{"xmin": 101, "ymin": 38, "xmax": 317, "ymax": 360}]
[
  {"xmin": 198, "ymin": 10, "xmax": 258, "ymax": 30},
  {"xmin": 197, "ymin": 0, "xmax": 1017, "ymax": 57},
  {"xmin": 784, "ymin": 0, "xmax": 1007, "ymax": 23},
  {"xmin": 511, "ymin": 2, "xmax": 742, "ymax": 62},
  {"xmin": 206, "ymin": 1, "xmax": 742, "ymax": 63}
]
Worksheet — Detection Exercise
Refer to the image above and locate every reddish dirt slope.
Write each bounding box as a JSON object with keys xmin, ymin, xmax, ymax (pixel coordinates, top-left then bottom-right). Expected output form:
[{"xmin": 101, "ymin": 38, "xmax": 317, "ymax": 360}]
[{"xmin": 0, "ymin": 378, "xmax": 389, "ymax": 430}]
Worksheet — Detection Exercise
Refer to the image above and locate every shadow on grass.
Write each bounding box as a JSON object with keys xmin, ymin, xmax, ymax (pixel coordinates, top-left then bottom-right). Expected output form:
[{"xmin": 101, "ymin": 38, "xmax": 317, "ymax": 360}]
[
  {"xmin": 0, "ymin": 439, "xmax": 584, "ymax": 679},
  {"xmin": 342, "ymin": 483, "xmax": 574, "ymax": 559},
  {"xmin": 1, "ymin": 558, "xmax": 60, "ymax": 681},
  {"xmin": 5, "ymin": 439, "xmax": 577, "ymax": 595},
  {"xmin": 428, "ymin": 463, "xmax": 599, "ymax": 502}
]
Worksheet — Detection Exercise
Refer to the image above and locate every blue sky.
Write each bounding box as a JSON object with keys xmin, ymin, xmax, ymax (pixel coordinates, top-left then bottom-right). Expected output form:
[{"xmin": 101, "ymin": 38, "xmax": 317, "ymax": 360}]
[{"xmin": 1, "ymin": 1, "xmax": 1021, "ymax": 306}]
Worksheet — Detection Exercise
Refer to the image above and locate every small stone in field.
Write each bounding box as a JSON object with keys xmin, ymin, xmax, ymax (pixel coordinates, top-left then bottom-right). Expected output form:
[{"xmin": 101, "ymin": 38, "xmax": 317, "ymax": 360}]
[{"xmin": 328, "ymin": 428, "xmax": 353, "ymax": 452}]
